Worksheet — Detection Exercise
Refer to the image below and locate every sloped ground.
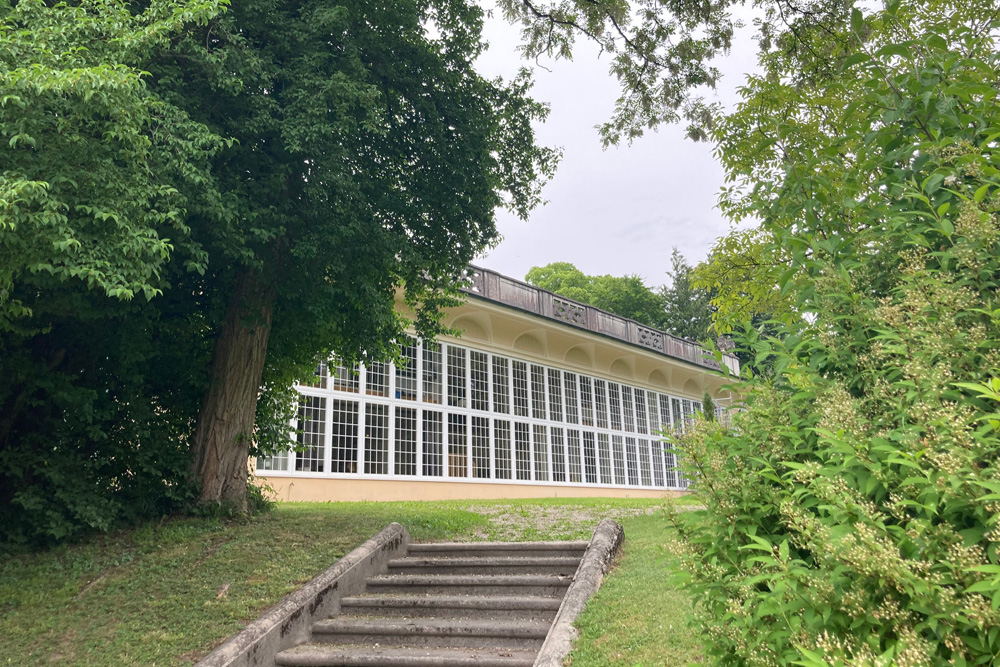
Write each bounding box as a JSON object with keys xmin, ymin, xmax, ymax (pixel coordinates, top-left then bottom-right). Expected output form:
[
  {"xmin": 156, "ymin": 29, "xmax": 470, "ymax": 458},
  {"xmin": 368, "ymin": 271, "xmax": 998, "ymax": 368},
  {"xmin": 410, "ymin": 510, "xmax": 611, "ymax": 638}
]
[{"xmin": 0, "ymin": 497, "xmax": 701, "ymax": 665}]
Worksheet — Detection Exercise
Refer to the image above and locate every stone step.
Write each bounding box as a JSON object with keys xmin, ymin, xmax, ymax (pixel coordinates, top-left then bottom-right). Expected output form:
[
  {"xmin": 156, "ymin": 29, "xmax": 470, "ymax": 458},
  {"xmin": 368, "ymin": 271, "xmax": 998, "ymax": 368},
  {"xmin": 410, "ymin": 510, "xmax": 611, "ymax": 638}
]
[
  {"xmin": 407, "ymin": 542, "xmax": 588, "ymax": 559},
  {"xmin": 387, "ymin": 556, "xmax": 581, "ymax": 576},
  {"xmin": 310, "ymin": 618, "xmax": 550, "ymax": 650},
  {"xmin": 365, "ymin": 574, "xmax": 572, "ymax": 597},
  {"xmin": 339, "ymin": 594, "xmax": 563, "ymax": 620},
  {"xmin": 274, "ymin": 644, "xmax": 537, "ymax": 667}
]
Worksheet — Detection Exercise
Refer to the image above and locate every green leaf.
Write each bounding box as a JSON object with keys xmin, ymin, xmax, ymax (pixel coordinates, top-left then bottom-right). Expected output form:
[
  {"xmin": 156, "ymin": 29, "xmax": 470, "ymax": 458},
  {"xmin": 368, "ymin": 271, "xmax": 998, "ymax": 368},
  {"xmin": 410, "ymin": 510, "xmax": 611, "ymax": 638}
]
[
  {"xmin": 841, "ymin": 52, "xmax": 871, "ymax": 70},
  {"xmin": 850, "ymin": 7, "xmax": 864, "ymax": 35}
]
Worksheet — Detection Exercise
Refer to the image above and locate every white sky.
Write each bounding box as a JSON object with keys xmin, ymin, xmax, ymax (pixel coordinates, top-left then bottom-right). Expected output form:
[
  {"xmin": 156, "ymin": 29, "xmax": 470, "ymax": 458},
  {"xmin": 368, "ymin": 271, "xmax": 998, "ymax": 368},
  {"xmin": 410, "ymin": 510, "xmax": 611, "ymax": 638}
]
[{"xmin": 473, "ymin": 3, "xmax": 760, "ymax": 288}]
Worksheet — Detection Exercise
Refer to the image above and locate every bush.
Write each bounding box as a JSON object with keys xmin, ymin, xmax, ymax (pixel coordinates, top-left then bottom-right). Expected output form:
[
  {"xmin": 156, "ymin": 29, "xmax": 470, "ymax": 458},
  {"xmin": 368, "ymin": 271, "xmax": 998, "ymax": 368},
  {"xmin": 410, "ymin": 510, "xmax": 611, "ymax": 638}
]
[
  {"xmin": 670, "ymin": 7, "xmax": 1000, "ymax": 665},
  {"xmin": 0, "ymin": 292, "xmax": 207, "ymax": 548}
]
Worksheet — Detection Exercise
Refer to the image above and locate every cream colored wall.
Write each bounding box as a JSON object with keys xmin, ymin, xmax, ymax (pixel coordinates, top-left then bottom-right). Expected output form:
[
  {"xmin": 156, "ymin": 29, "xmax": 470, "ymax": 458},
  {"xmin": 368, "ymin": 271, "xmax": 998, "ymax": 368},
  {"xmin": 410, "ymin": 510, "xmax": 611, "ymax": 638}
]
[{"xmin": 258, "ymin": 475, "xmax": 686, "ymax": 502}]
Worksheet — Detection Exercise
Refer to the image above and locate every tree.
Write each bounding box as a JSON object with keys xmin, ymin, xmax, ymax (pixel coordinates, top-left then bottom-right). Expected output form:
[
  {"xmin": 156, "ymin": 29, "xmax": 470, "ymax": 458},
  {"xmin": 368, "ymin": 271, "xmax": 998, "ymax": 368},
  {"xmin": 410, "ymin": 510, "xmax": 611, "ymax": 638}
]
[
  {"xmin": 693, "ymin": 227, "xmax": 794, "ymax": 334},
  {"xmin": 159, "ymin": 0, "xmax": 556, "ymax": 510},
  {"xmin": 0, "ymin": 0, "xmax": 225, "ymax": 329},
  {"xmin": 668, "ymin": 2, "xmax": 1000, "ymax": 663},
  {"xmin": 498, "ymin": 0, "xmax": 739, "ymax": 144},
  {"xmin": 1, "ymin": 0, "xmax": 556, "ymax": 541},
  {"xmin": 659, "ymin": 249, "xmax": 714, "ymax": 342},
  {"xmin": 0, "ymin": 0, "xmax": 231, "ymax": 543},
  {"xmin": 525, "ymin": 262, "xmax": 665, "ymax": 327}
]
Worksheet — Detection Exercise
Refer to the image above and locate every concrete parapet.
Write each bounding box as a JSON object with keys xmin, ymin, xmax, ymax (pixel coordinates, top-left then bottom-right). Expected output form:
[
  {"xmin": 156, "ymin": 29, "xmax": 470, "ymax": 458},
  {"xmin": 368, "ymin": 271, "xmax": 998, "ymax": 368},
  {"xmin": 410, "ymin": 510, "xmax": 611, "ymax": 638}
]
[
  {"xmin": 196, "ymin": 522, "xmax": 410, "ymax": 667},
  {"xmin": 532, "ymin": 518, "xmax": 625, "ymax": 667}
]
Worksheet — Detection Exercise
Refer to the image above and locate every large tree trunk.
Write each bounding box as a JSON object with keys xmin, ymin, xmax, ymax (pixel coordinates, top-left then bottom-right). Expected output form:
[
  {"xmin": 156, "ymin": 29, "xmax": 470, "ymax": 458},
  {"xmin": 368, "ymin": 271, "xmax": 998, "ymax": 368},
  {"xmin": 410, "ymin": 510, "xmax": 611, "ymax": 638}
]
[{"xmin": 190, "ymin": 269, "xmax": 275, "ymax": 512}]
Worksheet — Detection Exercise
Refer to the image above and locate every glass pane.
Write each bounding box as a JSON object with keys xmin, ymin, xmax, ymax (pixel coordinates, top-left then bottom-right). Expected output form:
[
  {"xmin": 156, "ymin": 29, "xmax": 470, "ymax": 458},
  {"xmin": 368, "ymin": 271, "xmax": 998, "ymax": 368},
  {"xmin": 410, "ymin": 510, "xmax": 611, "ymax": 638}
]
[
  {"xmin": 394, "ymin": 407, "xmax": 417, "ymax": 475},
  {"xmin": 472, "ymin": 416, "xmax": 491, "ymax": 479},
  {"xmin": 470, "ymin": 351, "xmax": 490, "ymax": 411},
  {"xmin": 611, "ymin": 435, "xmax": 626, "ymax": 484},
  {"xmin": 550, "ymin": 427, "xmax": 566, "ymax": 482},
  {"xmin": 422, "ymin": 410, "xmax": 443, "ymax": 476},
  {"xmin": 564, "ymin": 373, "xmax": 579, "ymax": 424},
  {"xmin": 597, "ymin": 433, "xmax": 612, "ymax": 484},
  {"xmin": 608, "ymin": 383, "xmax": 622, "ymax": 431},
  {"xmin": 447, "ymin": 347, "xmax": 467, "ymax": 408},
  {"xmin": 593, "ymin": 379, "xmax": 608, "ymax": 429},
  {"xmin": 530, "ymin": 365, "xmax": 547, "ymax": 420},
  {"xmin": 533, "ymin": 424, "xmax": 549, "ymax": 481},
  {"xmin": 364, "ymin": 403, "xmax": 389, "ymax": 474},
  {"xmin": 622, "ymin": 386, "xmax": 635, "ymax": 432},
  {"xmin": 579, "ymin": 376, "xmax": 594, "ymax": 427},
  {"xmin": 494, "ymin": 419, "xmax": 512, "ymax": 480},
  {"xmin": 294, "ymin": 395, "xmax": 326, "ymax": 473},
  {"xmin": 332, "ymin": 357, "xmax": 359, "ymax": 392},
  {"xmin": 448, "ymin": 413, "xmax": 468, "ymax": 477},
  {"xmin": 567, "ymin": 429, "xmax": 582, "ymax": 482},
  {"xmin": 330, "ymin": 399, "xmax": 358, "ymax": 473},
  {"xmin": 422, "ymin": 341, "xmax": 442, "ymax": 405},
  {"xmin": 547, "ymin": 369, "xmax": 563, "ymax": 421},
  {"xmin": 582, "ymin": 432, "xmax": 598, "ymax": 483},
  {"xmin": 395, "ymin": 337, "xmax": 418, "ymax": 400},
  {"xmin": 634, "ymin": 389, "xmax": 648, "ymax": 434},
  {"xmin": 512, "ymin": 361, "xmax": 530, "ymax": 417},
  {"xmin": 514, "ymin": 422, "xmax": 532, "ymax": 480},
  {"xmin": 492, "ymin": 357, "xmax": 510, "ymax": 414}
]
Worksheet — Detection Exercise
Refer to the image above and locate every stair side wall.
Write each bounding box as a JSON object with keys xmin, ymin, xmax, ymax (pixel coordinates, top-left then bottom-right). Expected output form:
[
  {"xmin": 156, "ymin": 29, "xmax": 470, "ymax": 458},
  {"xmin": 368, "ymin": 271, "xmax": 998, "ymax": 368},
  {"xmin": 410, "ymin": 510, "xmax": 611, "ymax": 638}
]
[
  {"xmin": 533, "ymin": 519, "xmax": 625, "ymax": 667},
  {"xmin": 196, "ymin": 522, "xmax": 410, "ymax": 667}
]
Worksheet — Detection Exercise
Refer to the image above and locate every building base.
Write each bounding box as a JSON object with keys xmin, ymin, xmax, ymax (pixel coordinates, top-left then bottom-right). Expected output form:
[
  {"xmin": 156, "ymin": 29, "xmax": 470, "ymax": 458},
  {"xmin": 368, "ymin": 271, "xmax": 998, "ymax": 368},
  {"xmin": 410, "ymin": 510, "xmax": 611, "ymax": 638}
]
[{"xmin": 256, "ymin": 476, "xmax": 685, "ymax": 502}]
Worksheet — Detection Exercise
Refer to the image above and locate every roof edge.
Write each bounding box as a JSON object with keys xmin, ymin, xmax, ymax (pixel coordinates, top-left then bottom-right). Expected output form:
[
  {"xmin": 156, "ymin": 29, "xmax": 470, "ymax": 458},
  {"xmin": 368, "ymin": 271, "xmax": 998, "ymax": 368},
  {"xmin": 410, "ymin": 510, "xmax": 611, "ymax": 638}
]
[{"xmin": 458, "ymin": 265, "xmax": 740, "ymax": 377}]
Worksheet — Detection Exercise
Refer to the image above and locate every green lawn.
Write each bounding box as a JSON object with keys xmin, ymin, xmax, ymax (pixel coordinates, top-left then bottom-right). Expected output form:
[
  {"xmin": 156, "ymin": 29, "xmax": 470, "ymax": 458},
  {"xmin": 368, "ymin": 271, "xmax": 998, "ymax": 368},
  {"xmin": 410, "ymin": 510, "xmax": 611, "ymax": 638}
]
[{"xmin": 0, "ymin": 497, "xmax": 701, "ymax": 666}]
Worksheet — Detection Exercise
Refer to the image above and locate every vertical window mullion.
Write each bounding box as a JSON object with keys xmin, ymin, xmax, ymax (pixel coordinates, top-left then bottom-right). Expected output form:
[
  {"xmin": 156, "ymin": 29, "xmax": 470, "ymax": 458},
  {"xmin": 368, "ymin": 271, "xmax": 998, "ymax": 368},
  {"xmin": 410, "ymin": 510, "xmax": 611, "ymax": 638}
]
[
  {"xmin": 529, "ymin": 423, "xmax": 537, "ymax": 481},
  {"xmin": 387, "ymin": 400, "xmax": 396, "ymax": 477},
  {"xmin": 356, "ymin": 395, "xmax": 366, "ymax": 476},
  {"xmin": 441, "ymin": 344, "xmax": 449, "ymax": 479},
  {"xmin": 542, "ymin": 367, "xmax": 549, "ymax": 425},
  {"xmin": 507, "ymin": 356, "xmax": 516, "ymax": 421},
  {"xmin": 463, "ymin": 414, "xmax": 470, "ymax": 479},
  {"xmin": 324, "ymin": 390, "xmax": 333, "ymax": 476},
  {"xmin": 287, "ymin": 412, "xmax": 298, "ymax": 474},
  {"xmin": 487, "ymin": 357, "xmax": 496, "ymax": 478},
  {"xmin": 466, "ymin": 348, "xmax": 473, "ymax": 478},
  {"xmin": 416, "ymin": 342, "xmax": 424, "ymax": 478}
]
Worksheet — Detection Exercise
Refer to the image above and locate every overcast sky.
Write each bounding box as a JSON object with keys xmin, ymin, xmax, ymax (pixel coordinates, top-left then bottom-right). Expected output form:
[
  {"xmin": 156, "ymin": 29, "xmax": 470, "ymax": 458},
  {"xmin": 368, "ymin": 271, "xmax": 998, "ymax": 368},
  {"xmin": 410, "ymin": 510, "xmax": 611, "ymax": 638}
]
[{"xmin": 473, "ymin": 4, "xmax": 760, "ymax": 289}]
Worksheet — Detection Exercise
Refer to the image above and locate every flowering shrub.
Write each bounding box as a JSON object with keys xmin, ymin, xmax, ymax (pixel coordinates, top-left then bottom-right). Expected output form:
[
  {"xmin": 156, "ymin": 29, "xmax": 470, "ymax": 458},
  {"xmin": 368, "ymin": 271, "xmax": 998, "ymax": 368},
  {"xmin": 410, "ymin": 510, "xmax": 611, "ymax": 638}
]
[{"xmin": 670, "ymin": 6, "xmax": 1000, "ymax": 665}]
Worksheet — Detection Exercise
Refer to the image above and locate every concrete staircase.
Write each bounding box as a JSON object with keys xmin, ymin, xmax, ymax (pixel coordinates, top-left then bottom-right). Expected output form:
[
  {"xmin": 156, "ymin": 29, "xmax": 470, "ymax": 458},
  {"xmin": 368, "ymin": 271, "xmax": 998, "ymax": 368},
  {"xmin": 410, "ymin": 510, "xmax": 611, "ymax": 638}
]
[{"xmin": 273, "ymin": 541, "xmax": 589, "ymax": 667}]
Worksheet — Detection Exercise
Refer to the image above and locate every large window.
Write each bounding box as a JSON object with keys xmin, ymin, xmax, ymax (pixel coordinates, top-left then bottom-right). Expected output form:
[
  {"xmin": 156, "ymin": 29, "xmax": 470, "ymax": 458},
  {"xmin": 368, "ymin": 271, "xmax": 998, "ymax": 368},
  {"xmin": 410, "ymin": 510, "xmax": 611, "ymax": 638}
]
[{"xmin": 257, "ymin": 338, "xmax": 706, "ymax": 490}]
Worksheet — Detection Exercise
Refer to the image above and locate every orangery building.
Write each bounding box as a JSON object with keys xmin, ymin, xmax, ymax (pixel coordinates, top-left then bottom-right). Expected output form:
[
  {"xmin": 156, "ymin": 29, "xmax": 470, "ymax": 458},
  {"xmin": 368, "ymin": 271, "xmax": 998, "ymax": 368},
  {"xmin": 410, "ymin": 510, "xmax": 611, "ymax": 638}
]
[{"xmin": 255, "ymin": 266, "xmax": 739, "ymax": 501}]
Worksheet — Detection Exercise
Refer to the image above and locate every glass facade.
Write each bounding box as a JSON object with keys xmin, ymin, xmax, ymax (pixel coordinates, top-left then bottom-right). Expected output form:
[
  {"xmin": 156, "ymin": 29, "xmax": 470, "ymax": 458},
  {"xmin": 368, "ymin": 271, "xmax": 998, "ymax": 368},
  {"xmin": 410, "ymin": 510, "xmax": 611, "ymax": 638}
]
[{"xmin": 257, "ymin": 336, "xmax": 704, "ymax": 490}]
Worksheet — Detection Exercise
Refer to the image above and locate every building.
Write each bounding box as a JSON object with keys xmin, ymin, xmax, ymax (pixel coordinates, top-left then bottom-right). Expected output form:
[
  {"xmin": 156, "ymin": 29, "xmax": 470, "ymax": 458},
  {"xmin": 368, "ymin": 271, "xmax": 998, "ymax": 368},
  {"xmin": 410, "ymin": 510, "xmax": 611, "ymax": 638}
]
[{"xmin": 255, "ymin": 266, "xmax": 739, "ymax": 501}]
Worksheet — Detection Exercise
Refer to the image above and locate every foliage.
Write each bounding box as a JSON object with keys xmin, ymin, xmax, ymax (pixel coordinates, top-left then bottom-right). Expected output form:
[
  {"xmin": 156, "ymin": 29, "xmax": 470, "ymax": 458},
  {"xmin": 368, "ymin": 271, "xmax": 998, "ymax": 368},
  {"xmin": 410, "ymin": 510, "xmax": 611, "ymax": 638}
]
[
  {"xmin": 497, "ymin": 0, "xmax": 737, "ymax": 144},
  {"xmin": 701, "ymin": 390, "xmax": 715, "ymax": 422},
  {"xmin": 1, "ymin": 0, "xmax": 556, "ymax": 543},
  {"xmin": 0, "ymin": 0, "xmax": 226, "ymax": 327},
  {"xmin": 694, "ymin": 227, "xmax": 794, "ymax": 334},
  {"xmin": 0, "ymin": 0, "xmax": 227, "ymax": 546},
  {"xmin": 670, "ymin": 3, "xmax": 1000, "ymax": 665},
  {"xmin": 525, "ymin": 252, "xmax": 717, "ymax": 340},
  {"xmin": 525, "ymin": 261, "xmax": 666, "ymax": 328},
  {"xmin": 659, "ymin": 248, "xmax": 715, "ymax": 342}
]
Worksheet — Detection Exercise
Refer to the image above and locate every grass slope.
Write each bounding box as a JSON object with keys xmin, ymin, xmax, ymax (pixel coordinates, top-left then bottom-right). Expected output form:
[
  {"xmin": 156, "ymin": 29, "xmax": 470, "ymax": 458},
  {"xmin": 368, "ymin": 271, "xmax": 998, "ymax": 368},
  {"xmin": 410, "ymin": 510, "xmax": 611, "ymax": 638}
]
[
  {"xmin": 1, "ymin": 498, "xmax": 700, "ymax": 665},
  {"xmin": 569, "ymin": 511, "xmax": 702, "ymax": 666}
]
